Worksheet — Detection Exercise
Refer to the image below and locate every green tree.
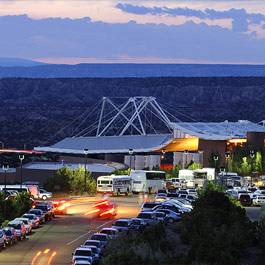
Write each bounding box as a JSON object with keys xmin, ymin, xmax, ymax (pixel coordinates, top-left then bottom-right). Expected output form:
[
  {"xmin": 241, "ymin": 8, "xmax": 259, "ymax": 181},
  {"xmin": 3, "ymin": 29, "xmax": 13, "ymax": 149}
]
[
  {"xmin": 187, "ymin": 161, "xmax": 201, "ymax": 170},
  {"xmin": 44, "ymin": 166, "xmax": 96, "ymax": 195},
  {"xmin": 239, "ymin": 157, "xmax": 251, "ymax": 176},
  {"xmin": 254, "ymin": 151, "xmax": 263, "ymax": 172},
  {"xmin": 181, "ymin": 188, "xmax": 254, "ymax": 265},
  {"xmin": 44, "ymin": 167, "xmax": 71, "ymax": 192}
]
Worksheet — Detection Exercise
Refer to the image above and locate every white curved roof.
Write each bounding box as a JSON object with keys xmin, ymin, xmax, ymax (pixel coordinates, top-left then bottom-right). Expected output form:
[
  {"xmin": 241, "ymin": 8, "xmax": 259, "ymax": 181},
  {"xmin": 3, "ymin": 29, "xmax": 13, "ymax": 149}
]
[
  {"xmin": 171, "ymin": 120, "xmax": 265, "ymax": 140},
  {"xmin": 35, "ymin": 134, "xmax": 173, "ymax": 154}
]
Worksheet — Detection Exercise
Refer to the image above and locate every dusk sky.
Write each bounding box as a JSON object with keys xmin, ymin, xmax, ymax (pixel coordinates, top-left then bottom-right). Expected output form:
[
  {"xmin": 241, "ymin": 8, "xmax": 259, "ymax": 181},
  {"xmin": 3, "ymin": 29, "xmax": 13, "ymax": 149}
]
[{"xmin": 1, "ymin": 0, "xmax": 265, "ymax": 64}]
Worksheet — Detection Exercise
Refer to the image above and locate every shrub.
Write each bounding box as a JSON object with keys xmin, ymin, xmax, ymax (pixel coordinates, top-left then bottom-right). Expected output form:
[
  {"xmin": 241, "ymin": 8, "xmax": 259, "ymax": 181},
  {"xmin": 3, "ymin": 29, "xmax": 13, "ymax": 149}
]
[
  {"xmin": 0, "ymin": 192, "xmax": 32, "ymax": 226},
  {"xmin": 101, "ymin": 223, "xmax": 189, "ymax": 265}
]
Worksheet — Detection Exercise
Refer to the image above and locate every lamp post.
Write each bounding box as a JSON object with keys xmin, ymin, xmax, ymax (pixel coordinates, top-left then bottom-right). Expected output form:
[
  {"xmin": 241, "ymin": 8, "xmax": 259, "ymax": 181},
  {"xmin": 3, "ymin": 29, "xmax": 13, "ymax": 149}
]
[
  {"xmin": 183, "ymin": 150, "xmax": 188, "ymax": 169},
  {"xmin": 161, "ymin": 149, "xmax": 166, "ymax": 160},
  {"xmin": 2, "ymin": 162, "xmax": 9, "ymax": 220},
  {"xmin": 128, "ymin": 148, "xmax": 134, "ymax": 169},
  {"xmin": 225, "ymin": 152, "xmax": 230, "ymax": 186},
  {"xmin": 84, "ymin": 148, "xmax": 89, "ymax": 193},
  {"xmin": 213, "ymin": 154, "xmax": 219, "ymax": 178},
  {"xmin": 250, "ymin": 150, "xmax": 255, "ymax": 186},
  {"xmin": 19, "ymin": 154, "xmax": 25, "ymax": 189},
  {"xmin": 0, "ymin": 141, "xmax": 4, "ymax": 149}
]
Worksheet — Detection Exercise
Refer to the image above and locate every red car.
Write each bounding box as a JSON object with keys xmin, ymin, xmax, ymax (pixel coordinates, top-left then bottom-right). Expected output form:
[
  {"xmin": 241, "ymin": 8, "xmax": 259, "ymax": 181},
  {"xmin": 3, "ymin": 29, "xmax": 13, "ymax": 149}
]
[
  {"xmin": 52, "ymin": 200, "xmax": 71, "ymax": 215},
  {"xmin": 86, "ymin": 199, "xmax": 117, "ymax": 219}
]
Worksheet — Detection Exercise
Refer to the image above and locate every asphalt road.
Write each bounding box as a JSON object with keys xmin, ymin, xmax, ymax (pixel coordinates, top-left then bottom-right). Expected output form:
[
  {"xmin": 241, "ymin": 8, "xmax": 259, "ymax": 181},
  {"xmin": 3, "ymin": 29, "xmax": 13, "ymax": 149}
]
[{"xmin": 0, "ymin": 195, "xmax": 142, "ymax": 265}]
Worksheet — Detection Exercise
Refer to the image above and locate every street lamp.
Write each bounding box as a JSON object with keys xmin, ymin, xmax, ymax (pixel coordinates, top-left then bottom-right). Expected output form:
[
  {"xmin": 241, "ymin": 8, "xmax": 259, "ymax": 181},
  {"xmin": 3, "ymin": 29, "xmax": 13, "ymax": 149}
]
[
  {"xmin": 213, "ymin": 154, "xmax": 219, "ymax": 178},
  {"xmin": 84, "ymin": 148, "xmax": 89, "ymax": 193},
  {"xmin": 19, "ymin": 154, "xmax": 25, "ymax": 189},
  {"xmin": 250, "ymin": 150, "xmax": 255, "ymax": 186},
  {"xmin": 225, "ymin": 152, "xmax": 230, "ymax": 186},
  {"xmin": 2, "ymin": 162, "xmax": 9, "ymax": 220},
  {"xmin": 161, "ymin": 149, "xmax": 166, "ymax": 160},
  {"xmin": 0, "ymin": 141, "xmax": 4, "ymax": 149},
  {"xmin": 183, "ymin": 150, "xmax": 188, "ymax": 169},
  {"xmin": 128, "ymin": 148, "xmax": 134, "ymax": 169}
]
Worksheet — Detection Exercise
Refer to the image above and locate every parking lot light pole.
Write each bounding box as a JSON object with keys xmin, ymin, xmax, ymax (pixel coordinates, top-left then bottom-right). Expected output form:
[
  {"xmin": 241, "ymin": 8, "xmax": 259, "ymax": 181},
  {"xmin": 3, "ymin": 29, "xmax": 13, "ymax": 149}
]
[
  {"xmin": 250, "ymin": 150, "xmax": 255, "ymax": 186},
  {"xmin": 84, "ymin": 148, "xmax": 89, "ymax": 193},
  {"xmin": 2, "ymin": 162, "xmax": 9, "ymax": 220},
  {"xmin": 213, "ymin": 154, "xmax": 219, "ymax": 179},
  {"xmin": 128, "ymin": 148, "xmax": 134, "ymax": 170},
  {"xmin": 183, "ymin": 150, "xmax": 188, "ymax": 169},
  {"xmin": 19, "ymin": 154, "xmax": 25, "ymax": 189},
  {"xmin": 225, "ymin": 152, "xmax": 230, "ymax": 186}
]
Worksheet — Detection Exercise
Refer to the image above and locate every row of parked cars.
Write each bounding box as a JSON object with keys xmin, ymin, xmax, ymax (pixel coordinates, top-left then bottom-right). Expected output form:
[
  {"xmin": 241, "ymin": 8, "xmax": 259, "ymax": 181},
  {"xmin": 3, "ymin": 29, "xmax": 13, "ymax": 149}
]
[
  {"xmin": 0, "ymin": 200, "xmax": 55, "ymax": 250},
  {"xmin": 71, "ymin": 190, "xmax": 197, "ymax": 265},
  {"xmin": 226, "ymin": 186, "xmax": 265, "ymax": 206}
]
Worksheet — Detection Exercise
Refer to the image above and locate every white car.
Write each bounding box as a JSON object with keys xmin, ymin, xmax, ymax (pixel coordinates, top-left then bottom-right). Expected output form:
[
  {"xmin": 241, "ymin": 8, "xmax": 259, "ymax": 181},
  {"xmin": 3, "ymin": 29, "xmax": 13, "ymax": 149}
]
[
  {"xmin": 14, "ymin": 218, "xmax": 32, "ymax": 234},
  {"xmin": 72, "ymin": 247, "xmax": 93, "ymax": 265},
  {"xmin": 252, "ymin": 195, "xmax": 265, "ymax": 206},
  {"xmin": 39, "ymin": 189, "xmax": 52, "ymax": 200},
  {"xmin": 100, "ymin": 227, "xmax": 119, "ymax": 239},
  {"xmin": 141, "ymin": 202, "xmax": 161, "ymax": 211}
]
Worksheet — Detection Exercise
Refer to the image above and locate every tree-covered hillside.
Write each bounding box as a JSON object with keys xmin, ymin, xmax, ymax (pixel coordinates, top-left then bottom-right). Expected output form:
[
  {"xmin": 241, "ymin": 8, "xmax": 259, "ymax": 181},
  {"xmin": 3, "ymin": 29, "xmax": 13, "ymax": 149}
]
[{"xmin": 0, "ymin": 77, "xmax": 265, "ymax": 148}]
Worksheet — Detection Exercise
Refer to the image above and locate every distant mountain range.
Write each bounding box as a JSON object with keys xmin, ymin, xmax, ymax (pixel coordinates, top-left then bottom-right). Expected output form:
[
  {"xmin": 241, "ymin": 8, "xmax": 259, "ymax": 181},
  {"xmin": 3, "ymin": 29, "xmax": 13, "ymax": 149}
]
[
  {"xmin": 1, "ymin": 63, "xmax": 265, "ymax": 77},
  {"xmin": 0, "ymin": 57, "xmax": 46, "ymax": 67}
]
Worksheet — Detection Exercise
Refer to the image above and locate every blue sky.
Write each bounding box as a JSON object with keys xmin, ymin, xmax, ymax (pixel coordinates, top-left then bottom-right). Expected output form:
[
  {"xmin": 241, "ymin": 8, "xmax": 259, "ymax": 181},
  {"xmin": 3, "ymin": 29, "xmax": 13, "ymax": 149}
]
[{"xmin": 0, "ymin": 0, "xmax": 265, "ymax": 64}]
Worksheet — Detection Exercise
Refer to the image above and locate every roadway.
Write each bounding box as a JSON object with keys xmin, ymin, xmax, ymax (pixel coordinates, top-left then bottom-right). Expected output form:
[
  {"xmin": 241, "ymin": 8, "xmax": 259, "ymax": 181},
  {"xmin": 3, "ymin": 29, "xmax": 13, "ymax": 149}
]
[{"xmin": 0, "ymin": 195, "xmax": 142, "ymax": 265}]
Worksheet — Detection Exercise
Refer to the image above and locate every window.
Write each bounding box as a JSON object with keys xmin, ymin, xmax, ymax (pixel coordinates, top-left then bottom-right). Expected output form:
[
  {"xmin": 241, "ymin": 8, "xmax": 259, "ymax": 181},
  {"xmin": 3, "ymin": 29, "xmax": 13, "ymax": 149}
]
[
  {"xmin": 146, "ymin": 172, "xmax": 165, "ymax": 180},
  {"xmin": 100, "ymin": 180, "xmax": 111, "ymax": 185}
]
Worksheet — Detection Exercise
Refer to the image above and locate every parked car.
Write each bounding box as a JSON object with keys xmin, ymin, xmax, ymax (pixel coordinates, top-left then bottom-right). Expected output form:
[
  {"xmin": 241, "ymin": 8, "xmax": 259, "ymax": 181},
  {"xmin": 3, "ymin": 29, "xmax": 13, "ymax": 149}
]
[
  {"xmin": 90, "ymin": 233, "xmax": 109, "ymax": 248},
  {"xmin": 153, "ymin": 211, "xmax": 166, "ymax": 222},
  {"xmin": 154, "ymin": 203, "xmax": 183, "ymax": 215},
  {"xmin": 154, "ymin": 195, "xmax": 168, "ymax": 202},
  {"xmin": 81, "ymin": 245, "xmax": 101, "ymax": 263},
  {"xmin": 72, "ymin": 247, "xmax": 94, "ymax": 265},
  {"xmin": 73, "ymin": 260, "xmax": 91, "ymax": 265},
  {"xmin": 0, "ymin": 229, "xmax": 6, "ymax": 249},
  {"xmin": 22, "ymin": 214, "xmax": 40, "ymax": 228},
  {"xmin": 141, "ymin": 202, "xmax": 161, "ymax": 212},
  {"xmin": 239, "ymin": 194, "xmax": 252, "ymax": 206},
  {"xmin": 166, "ymin": 193, "xmax": 179, "ymax": 199},
  {"xmin": 39, "ymin": 189, "xmax": 52, "ymax": 200},
  {"xmin": 157, "ymin": 189, "xmax": 167, "ymax": 195},
  {"xmin": 252, "ymin": 195, "xmax": 265, "ymax": 206},
  {"xmin": 34, "ymin": 203, "xmax": 53, "ymax": 221},
  {"xmin": 100, "ymin": 227, "xmax": 119, "ymax": 239},
  {"xmin": 14, "ymin": 218, "xmax": 32, "ymax": 234},
  {"xmin": 3, "ymin": 227, "xmax": 17, "ymax": 246},
  {"xmin": 130, "ymin": 218, "xmax": 147, "ymax": 231},
  {"xmin": 112, "ymin": 219, "xmax": 133, "ymax": 232},
  {"xmin": 28, "ymin": 209, "xmax": 45, "ymax": 224},
  {"xmin": 137, "ymin": 211, "xmax": 159, "ymax": 225},
  {"xmin": 8, "ymin": 221, "xmax": 26, "ymax": 241},
  {"xmin": 83, "ymin": 240, "xmax": 104, "ymax": 251},
  {"xmin": 154, "ymin": 208, "xmax": 181, "ymax": 223}
]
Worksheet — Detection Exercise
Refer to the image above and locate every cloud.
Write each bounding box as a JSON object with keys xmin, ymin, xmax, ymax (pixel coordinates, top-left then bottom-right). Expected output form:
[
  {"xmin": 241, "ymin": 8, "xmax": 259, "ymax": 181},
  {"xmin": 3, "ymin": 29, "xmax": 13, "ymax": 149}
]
[
  {"xmin": 116, "ymin": 3, "xmax": 265, "ymax": 32},
  {"xmin": 0, "ymin": 15, "xmax": 265, "ymax": 63}
]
